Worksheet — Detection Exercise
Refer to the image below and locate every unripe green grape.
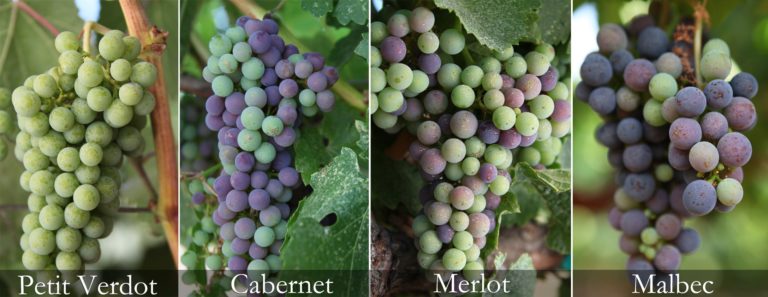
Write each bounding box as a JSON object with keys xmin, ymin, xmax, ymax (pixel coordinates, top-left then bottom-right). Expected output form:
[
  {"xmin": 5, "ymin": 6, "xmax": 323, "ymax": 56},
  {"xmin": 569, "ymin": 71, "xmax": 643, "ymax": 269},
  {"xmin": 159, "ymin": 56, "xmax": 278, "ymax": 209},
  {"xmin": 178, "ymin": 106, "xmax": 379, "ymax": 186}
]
[
  {"xmin": 504, "ymin": 55, "xmax": 527, "ymax": 78},
  {"xmin": 110, "ymin": 59, "xmax": 132, "ymax": 81},
  {"xmin": 451, "ymin": 84, "xmax": 475, "ymax": 108},
  {"xmin": 19, "ymin": 171, "xmax": 33, "ymax": 192},
  {"xmin": 211, "ymin": 75, "xmax": 234, "ymax": 97},
  {"xmin": 378, "ymin": 87, "xmax": 404, "ymax": 113},
  {"xmin": 55, "ymin": 31, "xmax": 79, "ymax": 53},
  {"xmin": 23, "ymin": 148, "xmax": 49, "ymax": 171},
  {"xmin": 419, "ymin": 230, "xmax": 441, "ymax": 254},
  {"xmin": 241, "ymin": 106, "xmax": 265, "ymax": 130},
  {"xmin": 86, "ymin": 87, "xmax": 112, "ymax": 112},
  {"xmin": 441, "ymin": 138, "xmax": 466, "ymax": 163},
  {"xmin": 463, "ymin": 261, "xmax": 484, "ymax": 281},
  {"xmin": 22, "ymin": 212, "xmax": 40, "ymax": 233},
  {"xmin": 131, "ymin": 61, "xmax": 157, "ymax": 87},
  {"xmin": 242, "ymin": 58, "xmax": 265, "ymax": 80},
  {"xmin": 54, "ymin": 173, "xmax": 79, "ymax": 197},
  {"xmin": 99, "ymin": 31, "xmax": 126, "ymax": 61},
  {"xmin": 104, "ymin": 100, "xmax": 134, "ymax": 128},
  {"xmin": 85, "ymin": 122, "xmax": 114, "ymax": 147},
  {"xmin": 642, "ymin": 100, "xmax": 665, "ymax": 127},
  {"xmin": 483, "ymin": 89, "xmax": 505, "ymax": 111},
  {"xmin": 444, "ymin": 163, "xmax": 464, "ymax": 181},
  {"xmin": 700, "ymin": 51, "xmax": 731, "ymax": 81},
  {"xmin": 181, "ymin": 251, "xmax": 198, "ymax": 268},
  {"xmin": 440, "ymin": 29, "xmax": 465, "ymax": 55},
  {"xmin": 12, "ymin": 88, "xmax": 41, "ymax": 117},
  {"xmin": 492, "ymin": 106, "xmax": 517, "ymax": 130},
  {"xmin": 24, "ymin": 112, "xmax": 51, "ymax": 137},
  {"xmin": 442, "ymin": 248, "xmax": 467, "ymax": 271},
  {"xmin": 525, "ymin": 51, "xmax": 550, "ymax": 76},
  {"xmin": 406, "ymin": 70, "xmax": 429, "ymax": 95},
  {"xmin": 372, "ymin": 110, "xmax": 397, "ymax": 129},
  {"xmin": 218, "ymin": 54, "xmax": 238, "ymax": 74},
  {"xmin": 519, "ymin": 147, "xmax": 541, "ymax": 165},
  {"xmin": 78, "ymin": 238, "xmax": 101, "ymax": 263},
  {"xmin": 193, "ymin": 229, "xmax": 210, "ymax": 246},
  {"xmin": 529, "ymin": 95, "xmax": 554, "ymax": 119},
  {"xmin": 717, "ymin": 178, "xmax": 743, "ymax": 206},
  {"xmin": 64, "ymin": 202, "xmax": 91, "ymax": 228},
  {"xmin": 452, "ymin": 231, "xmax": 474, "ymax": 251},
  {"xmin": 654, "ymin": 164, "xmax": 674, "ymax": 182},
  {"xmin": 119, "ymin": 83, "xmax": 143, "ymax": 106},
  {"xmin": 433, "ymin": 182, "xmax": 454, "ymax": 203},
  {"xmin": 47, "ymin": 108, "xmax": 74, "ymax": 134},
  {"xmin": 38, "ymin": 132, "xmax": 66, "ymax": 157},
  {"xmin": 417, "ymin": 32, "xmax": 439, "ymax": 54},
  {"xmin": 29, "ymin": 228, "xmax": 56, "ymax": 255},
  {"xmin": 450, "ymin": 211, "xmax": 469, "ymax": 232},
  {"xmin": 464, "ymin": 245, "xmax": 481, "ymax": 262},
  {"xmin": 39, "ymin": 204, "xmax": 65, "ymax": 231},
  {"xmin": 641, "ymin": 228, "xmax": 659, "ymax": 245},
  {"xmin": 437, "ymin": 63, "xmax": 462, "ymax": 89},
  {"xmin": 262, "ymin": 116, "xmax": 284, "ymax": 137},
  {"xmin": 240, "ymin": 78, "xmax": 258, "ymax": 90},
  {"xmin": 535, "ymin": 43, "xmax": 556, "ymax": 62},
  {"xmin": 299, "ymin": 89, "xmax": 316, "ymax": 107},
  {"xmin": 117, "ymin": 126, "xmax": 142, "ymax": 152},
  {"xmin": 56, "ymin": 227, "xmax": 82, "ymax": 252},
  {"xmin": 95, "ymin": 177, "xmax": 118, "ymax": 203},
  {"xmin": 209, "ymin": 34, "xmax": 232, "ymax": 56},
  {"xmin": 56, "ymin": 251, "xmax": 83, "ymax": 271},
  {"xmin": 20, "ymin": 233, "xmax": 30, "ymax": 251},
  {"xmin": 417, "ymin": 251, "xmax": 437, "ymax": 269},
  {"xmin": 78, "ymin": 60, "xmax": 104, "ymax": 88},
  {"xmin": 27, "ymin": 194, "xmax": 46, "ymax": 212},
  {"xmin": 30, "ymin": 170, "xmax": 55, "ymax": 196},
  {"xmin": 32, "ymin": 74, "xmax": 57, "ymax": 98},
  {"xmin": 73, "ymin": 184, "xmax": 101, "ymax": 211},
  {"xmin": 134, "ymin": 91, "xmax": 156, "ymax": 116},
  {"xmin": 412, "ymin": 215, "xmax": 433, "ymax": 237},
  {"xmin": 248, "ymin": 259, "xmax": 271, "ymax": 280},
  {"xmin": 371, "ymin": 21, "xmax": 387, "ymax": 44},
  {"xmin": 489, "ymin": 177, "xmax": 510, "ymax": 195},
  {"xmin": 461, "ymin": 157, "xmax": 480, "ymax": 176},
  {"xmin": 464, "ymin": 137, "xmax": 485, "ymax": 158},
  {"xmin": 481, "ymin": 72, "xmax": 502, "ymax": 91},
  {"xmin": 460, "ymin": 65, "xmax": 483, "ymax": 88},
  {"xmin": 649, "ymin": 73, "xmax": 677, "ymax": 101},
  {"xmin": 254, "ymin": 226, "xmax": 276, "ymax": 247},
  {"xmin": 371, "ymin": 67, "xmax": 386, "ymax": 93},
  {"xmin": 79, "ymin": 143, "xmax": 103, "ymax": 167},
  {"xmin": 386, "ymin": 63, "xmax": 414, "ymax": 90},
  {"xmin": 71, "ymin": 98, "xmax": 97, "ymax": 125},
  {"xmin": 237, "ymin": 129, "xmax": 262, "ymax": 151},
  {"xmin": 232, "ymin": 42, "xmax": 252, "ymax": 62},
  {"xmin": 703, "ymin": 38, "xmax": 730, "ymax": 56},
  {"xmin": 515, "ymin": 112, "xmax": 539, "ymax": 136},
  {"xmin": 255, "ymin": 142, "xmax": 276, "ymax": 163},
  {"xmin": 467, "ymin": 195, "xmax": 486, "ymax": 213}
]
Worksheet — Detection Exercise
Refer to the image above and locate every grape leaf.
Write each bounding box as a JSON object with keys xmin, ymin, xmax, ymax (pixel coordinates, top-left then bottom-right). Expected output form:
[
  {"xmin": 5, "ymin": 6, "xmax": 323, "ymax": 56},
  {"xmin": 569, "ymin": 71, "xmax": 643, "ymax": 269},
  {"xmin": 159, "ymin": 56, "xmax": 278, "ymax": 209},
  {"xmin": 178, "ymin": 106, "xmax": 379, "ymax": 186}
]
[
  {"xmin": 483, "ymin": 191, "xmax": 520, "ymax": 257},
  {"xmin": 301, "ymin": 0, "xmax": 334, "ymax": 17},
  {"xmin": 333, "ymin": 0, "xmax": 367, "ymax": 26},
  {"xmin": 434, "ymin": 0, "xmax": 541, "ymax": 51},
  {"xmin": 281, "ymin": 148, "xmax": 368, "ymax": 296},
  {"xmin": 517, "ymin": 163, "xmax": 571, "ymax": 193},
  {"xmin": 485, "ymin": 253, "xmax": 535, "ymax": 297},
  {"xmin": 354, "ymin": 33, "xmax": 369, "ymax": 62},
  {"xmin": 355, "ymin": 120, "xmax": 368, "ymax": 161},
  {"xmin": 328, "ymin": 26, "xmax": 366, "ymax": 67},
  {"xmin": 544, "ymin": 191, "xmax": 570, "ymax": 254},
  {"xmin": 371, "ymin": 148, "xmax": 423, "ymax": 214},
  {"xmin": 502, "ymin": 182, "xmax": 543, "ymax": 226},
  {"xmin": 533, "ymin": 0, "xmax": 571, "ymax": 45}
]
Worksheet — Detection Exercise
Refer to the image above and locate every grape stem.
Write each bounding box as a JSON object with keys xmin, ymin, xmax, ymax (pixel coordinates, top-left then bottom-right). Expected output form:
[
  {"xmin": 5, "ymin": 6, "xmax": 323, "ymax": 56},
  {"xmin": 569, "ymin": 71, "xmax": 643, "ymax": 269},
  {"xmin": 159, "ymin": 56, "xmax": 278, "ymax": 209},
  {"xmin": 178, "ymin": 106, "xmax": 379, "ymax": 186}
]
[
  {"xmin": 15, "ymin": 0, "xmax": 59, "ymax": 36},
  {"xmin": 83, "ymin": 21, "xmax": 94, "ymax": 55},
  {"xmin": 180, "ymin": 75, "xmax": 214, "ymax": 98},
  {"xmin": 692, "ymin": 0, "xmax": 709, "ymax": 88},
  {"xmin": 0, "ymin": 2, "xmax": 18, "ymax": 75},
  {"xmin": 229, "ymin": 0, "xmax": 367, "ymax": 112},
  {"xmin": 129, "ymin": 157, "xmax": 159, "ymax": 200},
  {"xmin": 119, "ymin": 0, "xmax": 179, "ymax": 267}
]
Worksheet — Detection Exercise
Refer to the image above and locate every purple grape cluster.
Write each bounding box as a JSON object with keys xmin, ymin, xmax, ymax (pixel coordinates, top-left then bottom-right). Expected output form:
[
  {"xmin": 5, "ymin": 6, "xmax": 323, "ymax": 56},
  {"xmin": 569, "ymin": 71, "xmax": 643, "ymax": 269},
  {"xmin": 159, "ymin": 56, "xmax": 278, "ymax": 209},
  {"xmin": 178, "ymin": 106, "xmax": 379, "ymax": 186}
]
[
  {"xmin": 372, "ymin": 7, "xmax": 571, "ymax": 281},
  {"xmin": 202, "ymin": 16, "xmax": 336, "ymax": 280},
  {"xmin": 579, "ymin": 16, "xmax": 757, "ymax": 274},
  {"xmin": 181, "ymin": 94, "xmax": 218, "ymax": 172}
]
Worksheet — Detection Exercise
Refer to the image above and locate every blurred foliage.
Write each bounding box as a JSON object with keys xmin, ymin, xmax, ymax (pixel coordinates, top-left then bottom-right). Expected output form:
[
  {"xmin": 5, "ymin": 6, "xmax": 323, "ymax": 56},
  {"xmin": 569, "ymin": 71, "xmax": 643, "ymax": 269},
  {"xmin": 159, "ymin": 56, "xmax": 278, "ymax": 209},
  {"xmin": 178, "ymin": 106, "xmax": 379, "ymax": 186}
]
[
  {"xmin": 573, "ymin": 0, "xmax": 768, "ymax": 270},
  {"xmin": 0, "ymin": 0, "xmax": 178, "ymax": 276}
]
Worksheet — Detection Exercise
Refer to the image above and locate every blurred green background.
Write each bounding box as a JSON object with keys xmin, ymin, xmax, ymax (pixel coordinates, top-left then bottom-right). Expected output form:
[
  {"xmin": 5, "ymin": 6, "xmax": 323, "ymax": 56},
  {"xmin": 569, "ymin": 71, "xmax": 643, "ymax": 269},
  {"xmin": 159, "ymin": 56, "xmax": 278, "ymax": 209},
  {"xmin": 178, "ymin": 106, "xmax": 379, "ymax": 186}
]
[
  {"xmin": 0, "ymin": 0, "xmax": 178, "ymax": 274},
  {"xmin": 573, "ymin": 0, "xmax": 768, "ymax": 271}
]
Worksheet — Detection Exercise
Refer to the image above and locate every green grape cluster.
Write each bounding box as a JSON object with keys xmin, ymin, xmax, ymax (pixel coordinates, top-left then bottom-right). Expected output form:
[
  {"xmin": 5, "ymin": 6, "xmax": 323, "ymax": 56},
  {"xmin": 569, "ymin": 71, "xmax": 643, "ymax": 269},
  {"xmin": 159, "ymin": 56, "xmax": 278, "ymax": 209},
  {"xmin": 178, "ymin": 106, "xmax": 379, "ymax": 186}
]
[
  {"xmin": 0, "ymin": 87, "xmax": 16, "ymax": 160},
  {"xmin": 13, "ymin": 30, "xmax": 158, "ymax": 272},
  {"xmin": 372, "ymin": 6, "xmax": 571, "ymax": 282}
]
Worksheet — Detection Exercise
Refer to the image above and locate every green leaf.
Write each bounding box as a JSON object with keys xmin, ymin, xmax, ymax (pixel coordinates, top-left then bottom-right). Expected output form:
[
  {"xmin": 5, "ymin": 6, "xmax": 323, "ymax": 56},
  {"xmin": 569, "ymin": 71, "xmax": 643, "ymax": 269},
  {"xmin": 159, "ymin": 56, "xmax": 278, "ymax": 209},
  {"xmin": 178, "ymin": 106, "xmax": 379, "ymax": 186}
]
[
  {"xmin": 280, "ymin": 148, "xmax": 368, "ymax": 296},
  {"xmin": 354, "ymin": 120, "xmax": 368, "ymax": 161},
  {"xmin": 532, "ymin": 0, "xmax": 571, "ymax": 45},
  {"xmin": 333, "ymin": 0, "xmax": 368, "ymax": 26},
  {"xmin": 354, "ymin": 33, "xmax": 369, "ymax": 62},
  {"xmin": 301, "ymin": 0, "xmax": 333, "ymax": 17},
  {"xmin": 483, "ymin": 191, "xmax": 520, "ymax": 257},
  {"xmin": 544, "ymin": 191, "xmax": 570, "ymax": 254},
  {"xmin": 371, "ymin": 149, "xmax": 423, "ymax": 215},
  {"xmin": 328, "ymin": 26, "xmax": 366, "ymax": 67},
  {"xmin": 517, "ymin": 163, "xmax": 571, "ymax": 193},
  {"xmin": 485, "ymin": 254, "xmax": 535, "ymax": 297},
  {"xmin": 434, "ymin": 0, "xmax": 541, "ymax": 51},
  {"xmin": 503, "ymin": 182, "xmax": 543, "ymax": 226}
]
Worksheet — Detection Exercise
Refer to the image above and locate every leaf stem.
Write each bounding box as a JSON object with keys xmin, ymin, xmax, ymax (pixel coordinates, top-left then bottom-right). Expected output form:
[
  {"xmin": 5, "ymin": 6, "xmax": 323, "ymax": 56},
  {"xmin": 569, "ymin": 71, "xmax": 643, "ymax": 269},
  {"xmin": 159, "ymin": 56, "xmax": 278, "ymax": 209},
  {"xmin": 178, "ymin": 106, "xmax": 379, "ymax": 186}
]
[
  {"xmin": 16, "ymin": 0, "xmax": 59, "ymax": 36},
  {"xmin": 229, "ymin": 0, "xmax": 367, "ymax": 112},
  {"xmin": 119, "ymin": 0, "xmax": 179, "ymax": 266},
  {"xmin": 83, "ymin": 22, "xmax": 94, "ymax": 55},
  {"xmin": 0, "ymin": 2, "xmax": 18, "ymax": 75}
]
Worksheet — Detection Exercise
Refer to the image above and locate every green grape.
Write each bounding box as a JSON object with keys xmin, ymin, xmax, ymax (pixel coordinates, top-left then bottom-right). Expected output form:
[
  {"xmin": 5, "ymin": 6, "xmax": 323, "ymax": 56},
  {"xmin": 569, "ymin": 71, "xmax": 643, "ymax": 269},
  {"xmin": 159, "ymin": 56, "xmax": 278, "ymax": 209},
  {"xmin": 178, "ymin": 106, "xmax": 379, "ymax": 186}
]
[
  {"xmin": 218, "ymin": 54, "xmax": 238, "ymax": 74},
  {"xmin": 242, "ymin": 58, "xmax": 265, "ymax": 80},
  {"xmin": 461, "ymin": 157, "xmax": 480, "ymax": 176},
  {"xmin": 494, "ymin": 47, "xmax": 515, "ymax": 61},
  {"xmin": 12, "ymin": 88, "xmax": 41, "ymax": 117},
  {"xmin": 117, "ymin": 126, "xmax": 142, "ymax": 152},
  {"xmin": 700, "ymin": 51, "xmax": 732, "ymax": 81},
  {"xmin": 479, "ymin": 57, "xmax": 502, "ymax": 74},
  {"xmin": 437, "ymin": 63, "xmax": 462, "ymax": 89},
  {"xmin": 452, "ymin": 231, "xmax": 473, "ymax": 251},
  {"xmin": 225, "ymin": 26, "xmax": 247, "ymax": 43},
  {"xmin": 371, "ymin": 21, "xmax": 387, "ymax": 44},
  {"xmin": 371, "ymin": 67, "xmax": 385, "ymax": 93},
  {"xmin": 56, "ymin": 227, "xmax": 82, "ymax": 252},
  {"xmin": 119, "ymin": 83, "xmax": 143, "ymax": 106},
  {"xmin": 78, "ymin": 238, "xmax": 101, "ymax": 263},
  {"xmin": 85, "ymin": 122, "xmax": 114, "ymax": 147},
  {"xmin": 641, "ymin": 228, "xmax": 659, "ymax": 245},
  {"xmin": 110, "ymin": 59, "xmax": 132, "ymax": 81},
  {"xmin": 717, "ymin": 178, "xmax": 743, "ymax": 206},
  {"xmin": 377, "ymin": 87, "xmax": 404, "ymax": 113},
  {"xmin": 211, "ymin": 75, "xmax": 234, "ymax": 97},
  {"xmin": 642, "ymin": 100, "xmax": 665, "ymax": 127},
  {"xmin": 406, "ymin": 70, "xmax": 429, "ymax": 95},
  {"xmin": 492, "ymin": 106, "xmax": 517, "ymax": 130},
  {"xmin": 467, "ymin": 195, "xmax": 486, "ymax": 213},
  {"xmin": 48, "ymin": 108, "xmax": 74, "ymax": 133},
  {"xmin": 22, "ymin": 250, "xmax": 48, "ymax": 270},
  {"xmin": 104, "ymin": 101, "xmax": 134, "ymax": 128},
  {"xmin": 262, "ymin": 116, "xmax": 284, "ymax": 137},
  {"xmin": 417, "ymin": 32, "xmax": 440, "ymax": 54},
  {"xmin": 372, "ymin": 110, "xmax": 397, "ymax": 129},
  {"xmin": 241, "ymin": 107, "xmax": 265, "ymax": 130},
  {"xmin": 442, "ymin": 248, "xmax": 467, "ymax": 271},
  {"xmin": 64, "ymin": 202, "xmax": 91, "ymax": 229},
  {"xmin": 266, "ymin": 254, "xmax": 282, "ymax": 272},
  {"xmin": 193, "ymin": 230, "xmax": 210, "ymax": 246},
  {"xmin": 449, "ymin": 211, "xmax": 469, "ymax": 232},
  {"xmin": 86, "ymin": 87, "xmax": 112, "ymax": 112},
  {"xmin": 209, "ymin": 34, "xmax": 232, "ymax": 56},
  {"xmin": 489, "ymin": 176, "xmax": 510, "ymax": 195},
  {"xmin": 22, "ymin": 212, "xmax": 40, "ymax": 233},
  {"xmin": 464, "ymin": 137, "xmax": 485, "ymax": 158},
  {"xmin": 386, "ymin": 63, "xmax": 414, "ymax": 90},
  {"xmin": 39, "ymin": 132, "xmax": 66, "ymax": 158},
  {"xmin": 535, "ymin": 43, "xmax": 556, "ymax": 61},
  {"xmin": 481, "ymin": 72, "xmax": 502, "ymax": 91},
  {"xmin": 529, "ymin": 95, "xmax": 555, "ymax": 119},
  {"xmin": 96, "ymin": 177, "xmax": 118, "ymax": 203},
  {"xmin": 451, "ymin": 84, "xmax": 475, "ymax": 108},
  {"xmin": 71, "ymin": 98, "xmax": 97, "ymax": 125},
  {"xmin": 253, "ymin": 226, "xmax": 275, "ymax": 247},
  {"xmin": 298, "ymin": 89, "xmax": 316, "ymax": 107},
  {"xmin": 73, "ymin": 184, "xmax": 101, "ymax": 211},
  {"xmin": 29, "ymin": 170, "xmax": 55, "ymax": 196},
  {"xmin": 484, "ymin": 144, "xmax": 509, "ymax": 167},
  {"xmin": 519, "ymin": 147, "xmax": 541, "ymax": 165},
  {"xmin": 504, "ymin": 55, "xmax": 527, "ymax": 78},
  {"xmin": 24, "ymin": 112, "xmax": 51, "ymax": 137},
  {"xmin": 649, "ymin": 73, "xmax": 677, "ymax": 101},
  {"xmin": 245, "ymin": 87, "xmax": 267, "ymax": 108},
  {"xmin": 254, "ymin": 142, "xmax": 276, "ymax": 164},
  {"xmin": 27, "ymin": 194, "xmax": 46, "ymax": 212},
  {"xmin": 237, "ymin": 129, "xmax": 262, "ymax": 151},
  {"xmin": 39, "ymin": 204, "xmax": 65, "ymax": 231},
  {"xmin": 703, "ymin": 38, "xmax": 730, "ymax": 56},
  {"xmin": 419, "ymin": 230, "xmax": 441, "ymax": 254},
  {"xmin": 463, "ymin": 261, "xmax": 484, "ymax": 281},
  {"xmin": 412, "ymin": 215, "xmax": 433, "ymax": 237},
  {"xmin": 515, "ymin": 112, "xmax": 539, "ymax": 137},
  {"xmin": 232, "ymin": 42, "xmax": 252, "ymax": 62},
  {"xmin": 464, "ymin": 245, "xmax": 481, "ymax": 262},
  {"xmin": 55, "ymin": 31, "xmax": 79, "ymax": 53},
  {"xmin": 29, "ymin": 228, "xmax": 56, "ymax": 255},
  {"xmin": 98, "ymin": 31, "xmax": 126, "ymax": 61},
  {"xmin": 54, "ymin": 173, "xmax": 79, "ymax": 198},
  {"xmin": 32, "ymin": 74, "xmax": 57, "ymax": 98},
  {"xmin": 444, "ymin": 163, "xmax": 464, "ymax": 181},
  {"xmin": 78, "ymin": 60, "xmax": 104, "ymax": 88},
  {"xmin": 483, "ymin": 89, "xmax": 505, "ymax": 110},
  {"xmin": 181, "ymin": 251, "xmax": 197, "ymax": 268},
  {"xmin": 440, "ymin": 29, "xmax": 465, "ymax": 55},
  {"xmin": 59, "ymin": 74, "xmax": 75, "ymax": 91},
  {"xmin": 525, "ymin": 51, "xmax": 550, "ymax": 76},
  {"xmin": 101, "ymin": 144, "xmax": 123, "ymax": 167},
  {"xmin": 56, "ymin": 251, "xmax": 82, "ymax": 271},
  {"xmin": 460, "ymin": 65, "xmax": 484, "ymax": 88},
  {"xmin": 23, "ymin": 148, "xmax": 49, "ymax": 171},
  {"xmin": 441, "ymin": 138, "xmax": 466, "ymax": 163},
  {"xmin": 79, "ymin": 143, "xmax": 103, "ymax": 167},
  {"xmin": 134, "ymin": 91, "xmax": 156, "ymax": 116},
  {"xmin": 121, "ymin": 36, "xmax": 141, "ymax": 60},
  {"xmin": 75, "ymin": 163, "xmax": 101, "ymax": 185},
  {"xmin": 130, "ymin": 61, "xmax": 157, "ymax": 87},
  {"xmin": 433, "ymin": 182, "xmax": 454, "ymax": 203},
  {"xmin": 19, "ymin": 171, "xmax": 33, "ymax": 192},
  {"xmin": 417, "ymin": 251, "xmax": 437, "ymax": 269}
]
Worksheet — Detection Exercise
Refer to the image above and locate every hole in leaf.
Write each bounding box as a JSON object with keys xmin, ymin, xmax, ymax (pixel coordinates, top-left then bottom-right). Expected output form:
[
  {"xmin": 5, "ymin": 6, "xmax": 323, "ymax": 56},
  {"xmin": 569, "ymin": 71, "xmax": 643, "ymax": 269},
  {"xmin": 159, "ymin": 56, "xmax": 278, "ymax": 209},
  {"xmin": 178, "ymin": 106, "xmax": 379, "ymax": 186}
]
[
  {"xmin": 322, "ymin": 137, "xmax": 329, "ymax": 146},
  {"xmin": 320, "ymin": 213, "xmax": 337, "ymax": 227}
]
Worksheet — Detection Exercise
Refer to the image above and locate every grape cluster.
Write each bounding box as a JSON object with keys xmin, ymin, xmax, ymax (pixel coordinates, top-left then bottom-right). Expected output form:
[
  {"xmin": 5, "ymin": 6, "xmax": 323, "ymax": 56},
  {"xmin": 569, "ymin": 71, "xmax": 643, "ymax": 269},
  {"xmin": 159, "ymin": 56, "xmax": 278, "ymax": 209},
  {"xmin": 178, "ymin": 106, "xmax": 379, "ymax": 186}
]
[
  {"xmin": 196, "ymin": 15, "xmax": 335, "ymax": 280},
  {"xmin": 12, "ymin": 30, "xmax": 157, "ymax": 272},
  {"xmin": 0, "ymin": 87, "xmax": 16, "ymax": 160},
  {"xmin": 579, "ymin": 17, "xmax": 757, "ymax": 273},
  {"xmin": 181, "ymin": 94, "xmax": 218, "ymax": 172},
  {"xmin": 371, "ymin": 7, "xmax": 571, "ymax": 281}
]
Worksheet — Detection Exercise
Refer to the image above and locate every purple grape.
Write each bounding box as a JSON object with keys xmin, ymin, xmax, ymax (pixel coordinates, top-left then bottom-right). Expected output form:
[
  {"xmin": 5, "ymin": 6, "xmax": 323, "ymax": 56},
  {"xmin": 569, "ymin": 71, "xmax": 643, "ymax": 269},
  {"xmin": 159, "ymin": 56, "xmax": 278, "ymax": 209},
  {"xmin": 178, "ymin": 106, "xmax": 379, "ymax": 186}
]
[
  {"xmin": 274, "ymin": 127, "xmax": 296, "ymax": 147},
  {"xmin": 717, "ymin": 132, "xmax": 752, "ymax": 167},
  {"xmin": 655, "ymin": 213, "xmax": 682, "ymax": 240},
  {"xmin": 646, "ymin": 189, "xmax": 669, "ymax": 214},
  {"xmin": 272, "ymin": 151, "xmax": 292, "ymax": 170},
  {"xmin": 321, "ymin": 66, "xmax": 339, "ymax": 85},
  {"xmin": 477, "ymin": 121, "xmax": 500, "ymax": 144},
  {"xmin": 623, "ymin": 143, "xmax": 652, "ymax": 172},
  {"xmin": 551, "ymin": 100, "xmax": 571, "ymax": 122},
  {"xmin": 423, "ymin": 90, "xmax": 448, "ymax": 115},
  {"xmin": 283, "ymin": 45, "xmax": 299, "ymax": 57},
  {"xmin": 266, "ymin": 179, "xmax": 284, "ymax": 198},
  {"xmin": 220, "ymin": 222, "xmax": 235, "ymax": 241},
  {"xmin": 205, "ymin": 114, "xmax": 225, "ymax": 131},
  {"xmin": 669, "ymin": 118, "xmax": 701, "ymax": 150},
  {"xmin": 249, "ymin": 243, "xmax": 268, "ymax": 259},
  {"xmin": 619, "ymin": 209, "xmax": 648, "ymax": 236},
  {"xmin": 667, "ymin": 145, "xmax": 691, "ymax": 171},
  {"xmin": 259, "ymin": 205, "xmax": 281, "ymax": 226},
  {"xmin": 642, "ymin": 122, "xmax": 668, "ymax": 143},
  {"xmin": 191, "ymin": 192, "xmax": 205, "ymax": 205},
  {"xmin": 700, "ymin": 112, "xmax": 728, "ymax": 141},
  {"xmin": 609, "ymin": 207, "xmax": 623, "ymax": 230},
  {"xmin": 409, "ymin": 141, "xmax": 428, "ymax": 161},
  {"xmin": 278, "ymin": 167, "xmax": 299, "ymax": 187},
  {"xmin": 449, "ymin": 111, "xmax": 478, "ymax": 139},
  {"xmin": 595, "ymin": 122, "xmax": 621, "ymax": 149},
  {"xmin": 304, "ymin": 52, "xmax": 325, "ymax": 70},
  {"xmin": 265, "ymin": 86, "xmax": 281, "ymax": 106},
  {"xmin": 230, "ymin": 171, "xmax": 251, "ymax": 191},
  {"xmin": 277, "ymin": 105, "xmax": 298, "ymax": 126},
  {"xmin": 674, "ymin": 228, "xmax": 700, "ymax": 254},
  {"xmin": 316, "ymin": 90, "xmax": 335, "ymax": 112},
  {"xmin": 674, "ymin": 87, "xmax": 706, "ymax": 117},
  {"xmin": 250, "ymin": 171, "xmax": 269, "ymax": 189},
  {"xmin": 231, "ymin": 237, "xmax": 251, "ymax": 255},
  {"xmin": 228, "ymin": 256, "xmax": 247, "ymax": 272},
  {"xmin": 519, "ymin": 134, "xmax": 536, "ymax": 147},
  {"xmin": 619, "ymin": 234, "xmax": 639, "ymax": 254},
  {"xmin": 588, "ymin": 87, "xmax": 617, "ymax": 115},
  {"xmin": 654, "ymin": 245, "xmax": 681, "ymax": 272},
  {"xmin": 234, "ymin": 217, "xmax": 256, "ymax": 239},
  {"xmin": 275, "ymin": 59, "xmax": 294, "ymax": 79},
  {"xmin": 380, "ymin": 36, "xmax": 407, "ymax": 63},
  {"xmin": 515, "ymin": 74, "xmax": 542, "ymax": 99},
  {"xmin": 498, "ymin": 129, "xmax": 522, "ymax": 149},
  {"xmin": 276, "ymin": 203, "xmax": 291, "ymax": 218},
  {"xmin": 402, "ymin": 98, "xmax": 424, "ymax": 122},
  {"xmin": 581, "ymin": 52, "xmax": 613, "ymax": 87},
  {"xmin": 637, "ymin": 27, "xmax": 669, "ymax": 59},
  {"xmin": 503, "ymin": 88, "xmax": 524, "ymax": 108},
  {"xmin": 226, "ymin": 190, "xmax": 249, "ymax": 212},
  {"xmin": 730, "ymin": 72, "xmax": 758, "ymax": 98},
  {"xmin": 703, "ymin": 79, "xmax": 733, "ymax": 109},
  {"xmin": 436, "ymin": 224, "xmax": 454, "ymax": 244},
  {"xmin": 478, "ymin": 163, "xmax": 498, "ymax": 183},
  {"xmin": 607, "ymin": 148, "xmax": 623, "ymax": 168},
  {"xmin": 236, "ymin": 16, "xmax": 251, "ymax": 28},
  {"xmin": 575, "ymin": 82, "xmax": 592, "ymax": 102},
  {"xmin": 262, "ymin": 18, "xmax": 278, "ymax": 34},
  {"xmin": 261, "ymin": 68, "xmax": 279, "ymax": 86},
  {"xmin": 485, "ymin": 192, "xmax": 500, "ymax": 210},
  {"xmin": 623, "ymin": 173, "xmax": 656, "ymax": 201},
  {"xmin": 206, "ymin": 95, "xmax": 225, "ymax": 115},
  {"xmin": 222, "ymin": 111, "xmax": 237, "ymax": 126},
  {"xmin": 609, "ymin": 49, "xmax": 633, "ymax": 74},
  {"xmin": 259, "ymin": 47, "xmax": 282, "ymax": 67},
  {"xmin": 724, "ymin": 97, "xmax": 756, "ymax": 131},
  {"xmin": 244, "ymin": 19, "xmax": 263, "ymax": 35},
  {"xmin": 295, "ymin": 60, "xmax": 313, "ymax": 79},
  {"xmin": 616, "ymin": 118, "xmax": 643, "ymax": 144},
  {"xmin": 222, "ymin": 127, "xmax": 240, "ymax": 146},
  {"xmin": 248, "ymin": 189, "xmax": 270, "ymax": 211},
  {"xmin": 235, "ymin": 152, "xmax": 255, "ymax": 172},
  {"xmin": 248, "ymin": 31, "xmax": 271, "ymax": 54},
  {"xmin": 682, "ymin": 180, "xmax": 716, "ymax": 216},
  {"xmin": 278, "ymin": 79, "xmax": 299, "ymax": 98},
  {"xmin": 418, "ymin": 54, "xmax": 442, "ymax": 74},
  {"xmin": 420, "ymin": 148, "xmax": 446, "ymax": 175},
  {"xmin": 623, "ymin": 59, "xmax": 656, "ymax": 92},
  {"xmin": 538, "ymin": 67, "xmax": 559, "ymax": 92}
]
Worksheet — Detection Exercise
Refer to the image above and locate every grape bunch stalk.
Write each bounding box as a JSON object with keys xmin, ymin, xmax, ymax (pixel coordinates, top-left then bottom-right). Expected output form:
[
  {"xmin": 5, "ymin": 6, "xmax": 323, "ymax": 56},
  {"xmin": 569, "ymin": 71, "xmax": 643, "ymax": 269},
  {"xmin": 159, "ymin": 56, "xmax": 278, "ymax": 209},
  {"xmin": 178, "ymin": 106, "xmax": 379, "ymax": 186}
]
[
  {"xmin": 578, "ymin": 16, "xmax": 757, "ymax": 274},
  {"xmin": 372, "ymin": 7, "xmax": 571, "ymax": 282},
  {"xmin": 188, "ymin": 15, "xmax": 336, "ymax": 283},
  {"xmin": 0, "ymin": 87, "xmax": 16, "ymax": 160},
  {"xmin": 12, "ymin": 29, "xmax": 158, "ymax": 272}
]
